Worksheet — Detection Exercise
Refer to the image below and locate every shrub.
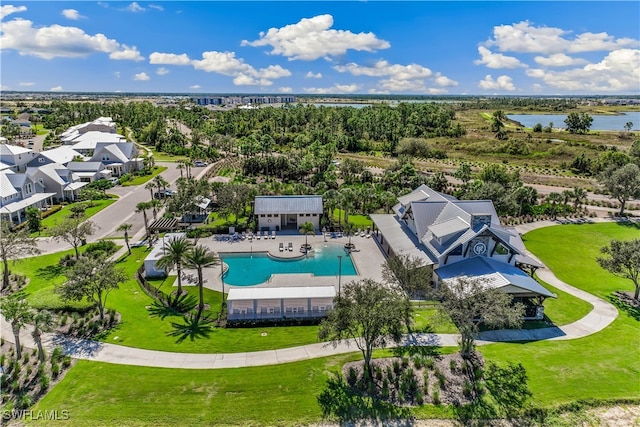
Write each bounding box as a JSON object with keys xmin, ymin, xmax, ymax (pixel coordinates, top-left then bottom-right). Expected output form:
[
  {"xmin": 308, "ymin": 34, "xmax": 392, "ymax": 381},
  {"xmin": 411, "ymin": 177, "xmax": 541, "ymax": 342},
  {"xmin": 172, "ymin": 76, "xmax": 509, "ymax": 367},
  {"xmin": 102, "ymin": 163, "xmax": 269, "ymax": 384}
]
[
  {"xmin": 433, "ymin": 389, "xmax": 440, "ymax": 405},
  {"xmin": 84, "ymin": 240, "xmax": 117, "ymax": 257},
  {"xmin": 450, "ymin": 359, "xmax": 457, "ymax": 372},
  {"xmin": 346, "ymin": 367, "xmax": 358, "ymax": 387},
  {"xmin": 51, "ymin": 363, "xmax": 60, "ymax": 378},
  {"xmin": 17, "ymin": 393, "xmax": 33, "ymax": 409},
  {"xmin": 62, "ymin": 356, "xmax": 71, "ymax": 368},
  {"xmin": 0, "ymin": 354, "xmax": 5, "ymax": 367},
  {"xmin": 416, "ymin": 390, "xmax": 424, "ymax": 405},
  {"xmin": 40, "ymin": 374, "xmax": 50, "ymax": 391},
  {"xmin": 51, "ymin": 347, "xmax": 64, "ymax": 364}
]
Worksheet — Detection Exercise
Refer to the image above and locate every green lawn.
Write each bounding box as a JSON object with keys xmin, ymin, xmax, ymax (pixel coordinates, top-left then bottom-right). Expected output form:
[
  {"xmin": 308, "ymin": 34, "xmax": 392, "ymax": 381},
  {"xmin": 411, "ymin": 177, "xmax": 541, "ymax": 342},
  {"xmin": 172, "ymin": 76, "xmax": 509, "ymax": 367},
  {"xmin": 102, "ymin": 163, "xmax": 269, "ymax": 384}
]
[
  {"xmin": 121, "ymin": 166, "xmax": 168, "ymax": 186},
  {"xmin": 537, "ymin": 277, "xmax": 593, "ymax": 326},
  {"xmin": 33, "ymin": 199, "xmax": 117, "ymax": 237},
  {"xmin": 330, "ymin": 209, "xmax": 373, "ymax": 230},
  {"xmin": 480, "ymin": 222, "xmax": 640, "ymax": 407}
]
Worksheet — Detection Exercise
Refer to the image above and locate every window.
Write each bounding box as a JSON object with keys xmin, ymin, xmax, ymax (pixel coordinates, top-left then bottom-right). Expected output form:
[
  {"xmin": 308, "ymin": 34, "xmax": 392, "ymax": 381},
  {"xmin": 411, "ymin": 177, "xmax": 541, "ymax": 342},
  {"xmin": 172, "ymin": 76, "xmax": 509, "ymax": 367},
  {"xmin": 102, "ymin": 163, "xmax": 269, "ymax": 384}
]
[
  {"xmin": 24, "ymin": 183, "xmax": 32, "ymax": 194},
  {"xmin": 38, "ymin": 158, "xmax": 45, "ymax": 163},
  {"xmin": 101, "ymin": 154, "xmax": 110, "ymax": 161},
  {"xmin": 450, "ymin": 245, "xmax": 463, "ymax": 256}
]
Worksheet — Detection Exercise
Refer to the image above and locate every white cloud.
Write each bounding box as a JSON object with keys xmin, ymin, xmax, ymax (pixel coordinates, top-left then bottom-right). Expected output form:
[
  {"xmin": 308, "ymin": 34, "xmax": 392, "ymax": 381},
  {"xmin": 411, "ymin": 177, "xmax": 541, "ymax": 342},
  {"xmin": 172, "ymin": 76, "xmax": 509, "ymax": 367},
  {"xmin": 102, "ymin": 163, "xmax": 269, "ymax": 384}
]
[
  {"xmin": 534, "ymin": 53, "xmax": 589, "ymax": 67},
  {"xmin": 149, "ymin": 4, "xmax": 164, "ymax": 11},
  {"xmin": 50, "ymin": 85, "xmax": 63, "ymax": 92},
  {"xmin": 190, "ymin": 84, "xmax": 201, "ymax": 89},
  {"xmin": 1, "ymin": 5, "xmax": 26, "ymax": 20},
  {"xmin": 156, "ymin": 67, "xmax": 169, "ymax": 76},
  {"xmin": 368, "ymin": 88, "xmax": 390, "ymax": 95},
  {"xmin": 487, "ymin": 21, "xmax": 639, "ymax": 55},
  {"xmin": 479, "ymin": 75, "xmax": 516, "ymax": 91},
  {"xmin": 18, "ymin": 82, "xmax": 34, "ymax": 86},
  {"xmin": 127, "ymin": 2, "xmax": 145, "ymax": 12},
  {"xmin": 192, "ymin": 51, "xmax": 291, "ymax": 86},
  {"xmin": 109, "ymin": 45, "xmax": 144, "ymax": 61},
  {"xmin": 474, "ymin": 46, "xmax": 524, "ymax": 69},
  {"xmin": 242, "ymin": 14, "xmax": 390, "ymax": 61},
  {"xmin": 134, "ymin": 72, "xmax": 150, "ymax": 81},
  {"xmin": 335, "ymin": 60, "xmax": 433, "ymax": 79},
  {"xmin": 303, "ymin": 83, "xmax": 360, "ymax": 94},
  {"xmin": 279, "ymin": 87, "xmax": 293, "ymax": 93},
  {"xmin": 0, "ymin": 18, "xmax": 144, "ymax": 60},
  {"xmin": 434, "ymin": 73, "xmax": 458, "ymax": 87},
  {"xmin": 379, "ymin": 79, "xmax": 428, "ymax": 92},
  {"xmin": 62, "ymin": 9, "xmax": 83, "ymax": 20},
  {"xmin": 114, "ymin": 71, "xmax": 121, "ymax": 78},
  {"xmin": 305, "ymin": 71, "xmax": 322, "ymax": 79},
  {"xmin": 526, "ymin": 49, "xmax": 640, "ymax": 92},
  {"xmin": 149, "ymin": 52, "xmax": 192, "ymax": 65}
]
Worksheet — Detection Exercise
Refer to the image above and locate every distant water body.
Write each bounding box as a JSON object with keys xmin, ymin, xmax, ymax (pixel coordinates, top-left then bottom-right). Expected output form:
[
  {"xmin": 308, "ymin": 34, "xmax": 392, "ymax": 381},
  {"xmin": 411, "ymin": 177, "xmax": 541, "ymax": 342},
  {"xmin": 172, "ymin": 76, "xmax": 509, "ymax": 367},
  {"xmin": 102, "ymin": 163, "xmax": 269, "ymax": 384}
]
[{"xmin": 508, "ymin": 112, "xmax": 640, "ymax": 131}]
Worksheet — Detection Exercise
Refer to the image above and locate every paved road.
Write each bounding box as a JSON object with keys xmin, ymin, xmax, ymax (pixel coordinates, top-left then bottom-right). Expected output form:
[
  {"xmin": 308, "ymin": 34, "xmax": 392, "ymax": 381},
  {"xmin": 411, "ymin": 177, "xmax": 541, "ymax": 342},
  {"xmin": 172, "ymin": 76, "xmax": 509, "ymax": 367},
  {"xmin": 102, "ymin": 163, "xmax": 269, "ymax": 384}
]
[
  {"xmin": 33, "ymin": 161, "xmax": 216, "ymax": 254},
  {"xmin": 1, "ymin": 219, "xmax": 621, "ymax": 369}
]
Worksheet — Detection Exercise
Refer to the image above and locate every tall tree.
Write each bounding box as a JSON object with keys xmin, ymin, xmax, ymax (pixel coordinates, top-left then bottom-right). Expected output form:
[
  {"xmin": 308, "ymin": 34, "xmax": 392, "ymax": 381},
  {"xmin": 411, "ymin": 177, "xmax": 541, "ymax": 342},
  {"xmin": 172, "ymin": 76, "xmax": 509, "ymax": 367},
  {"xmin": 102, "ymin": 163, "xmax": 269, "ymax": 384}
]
[
  {"xmin": 599, "ymin": 163, "xmax": 640, "ymax": 215},
  {"xmin": 184, "ymin": 245, "xmax": 219, "ymax": 316},
  {"xmin": 382, "ymin": 253, "xmax": 434, "ymax": 300},
  {"xmin": 145, "ymin": 181, "xmax": 156, "ymax": 200},
  {"xmin": 136, "ymin": 201, "xmax": 151, "ymax": 242},
  {"xmin": 0, "ymin": 293, "xmax": 31, "ymax": 359},
  {"xmin": 597, "ymin": 239, "xmax": 640, "ymax": 300},
  {"xmin": 31, "ymin": 309, "xmax": 56, "ymax": 362},
  {"xmin": 318, "ymin": 279, "xmax": 411, "ymax": 383},
  {"xmin": 58, "ymin": 256, "xmax": 127, "ymax": 320},
  {"xmin": 564, "ymin": 112, "xmax": 593, "ymax": 134},
  {"xmin": 50, "ymin": 214, "xmax": 96, "ymax": 259},
  {"xmin": 156, "ymin": 236, "xmax": 194, "ymax": 296},
  {"xmin": 117, "ymin": 223, "xmax": 132, "ymax": 255},
  {"xmin": 0, "ymin": 222, "xmax": 40, "ymax": 290},
  {"xmin": 546, "ymin": 192, "xmax": 563, "ymax": 219},
  {"xmin": 572, "ymin": 187, "xmax": 588, "ymax": 210},
  {"xmin": 438, "ymin": 276, "xmax": 524, "ymax": 357},
  {"xmin": 26, "ymin": 207, "xmax": 42, "ymax": 234}
]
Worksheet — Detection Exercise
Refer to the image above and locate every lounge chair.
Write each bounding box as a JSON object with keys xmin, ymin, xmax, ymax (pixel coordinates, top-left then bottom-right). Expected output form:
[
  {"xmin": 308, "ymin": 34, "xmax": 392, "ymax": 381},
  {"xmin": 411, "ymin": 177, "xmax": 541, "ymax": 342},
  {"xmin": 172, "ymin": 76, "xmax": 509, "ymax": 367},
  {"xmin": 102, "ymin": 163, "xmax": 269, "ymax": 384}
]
[
  {"xmin": 263, "ymin": 230, "xmax": 269, "ymax": 239},
  {"xmin": 279, "ymin": 242, "xmax": 284, "ymax": 252},
  {"xmin": 256, "ymin": 232, "xmax": 261, "ymax": 240},
  {"xmin": 288, "ymin": 242, "xmax": 293, "ymax": 251},
  {"xmin": 271, "ymin": 230, "xmax": 276, "ymax": 239}
]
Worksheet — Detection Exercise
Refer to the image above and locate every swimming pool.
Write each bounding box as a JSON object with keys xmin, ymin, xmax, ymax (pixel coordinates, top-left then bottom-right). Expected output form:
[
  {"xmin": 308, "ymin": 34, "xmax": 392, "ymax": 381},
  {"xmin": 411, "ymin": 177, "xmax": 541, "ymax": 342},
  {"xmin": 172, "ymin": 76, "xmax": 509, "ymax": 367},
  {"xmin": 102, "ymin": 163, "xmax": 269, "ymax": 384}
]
[{"xmin": 220, "ymin": 244, "xmax": 357, "ymax": 286}]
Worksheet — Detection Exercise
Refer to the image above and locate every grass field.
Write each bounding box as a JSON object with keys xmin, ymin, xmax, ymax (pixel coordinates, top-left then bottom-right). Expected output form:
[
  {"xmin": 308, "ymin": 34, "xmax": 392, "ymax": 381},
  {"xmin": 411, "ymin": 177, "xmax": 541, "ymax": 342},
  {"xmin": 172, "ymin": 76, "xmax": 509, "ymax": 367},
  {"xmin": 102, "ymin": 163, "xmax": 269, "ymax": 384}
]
[
  {"xmin": 121, "ymin": 166, "xmax": 168, "ymax": 186},
  {"xmin": 481, "ymin": 222, "xmax": 640, "ymax": 406},
  {"xmin": 33, "ymin": 199, "xmax": 117, "ymax": 237}
]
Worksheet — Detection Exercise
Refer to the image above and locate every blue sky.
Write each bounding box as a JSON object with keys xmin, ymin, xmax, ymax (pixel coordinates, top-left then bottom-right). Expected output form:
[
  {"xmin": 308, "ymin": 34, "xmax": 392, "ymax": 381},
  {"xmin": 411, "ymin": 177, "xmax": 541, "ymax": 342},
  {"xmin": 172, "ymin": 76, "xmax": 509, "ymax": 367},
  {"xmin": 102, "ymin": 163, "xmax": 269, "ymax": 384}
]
[{"xmin": 1, "ymin": 1, "xmax": 639, "ymax": 95}]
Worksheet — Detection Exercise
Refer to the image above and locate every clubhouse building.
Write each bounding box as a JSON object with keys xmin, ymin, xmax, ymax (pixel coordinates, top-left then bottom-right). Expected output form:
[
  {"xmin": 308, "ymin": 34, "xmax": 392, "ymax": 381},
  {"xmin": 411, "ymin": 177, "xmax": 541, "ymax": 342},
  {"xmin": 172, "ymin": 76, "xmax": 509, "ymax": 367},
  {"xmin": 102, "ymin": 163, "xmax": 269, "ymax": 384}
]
[{"xmin": 370, "ymin": 185, "xmax": 555, "ymax": 319}]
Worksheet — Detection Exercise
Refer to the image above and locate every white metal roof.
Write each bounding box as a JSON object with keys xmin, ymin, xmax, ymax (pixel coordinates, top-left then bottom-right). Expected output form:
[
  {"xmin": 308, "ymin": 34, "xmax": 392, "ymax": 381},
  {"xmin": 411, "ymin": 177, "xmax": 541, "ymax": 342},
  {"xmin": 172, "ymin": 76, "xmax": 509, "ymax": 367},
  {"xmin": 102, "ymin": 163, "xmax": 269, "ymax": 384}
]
[
  {"xmin": 0, "ymin": 192, "xmax": 56, "ymax": 214},
  {"xmin": 254, "ymin": 195, "xmax": 323, "ymax": 215},
  {"xmin": 369, "ymin": 214, "xmax": 436, "ymax": 264},
  {"xmin": 227, "ymin": 286, "xmax": 336, "ymax": 301}
]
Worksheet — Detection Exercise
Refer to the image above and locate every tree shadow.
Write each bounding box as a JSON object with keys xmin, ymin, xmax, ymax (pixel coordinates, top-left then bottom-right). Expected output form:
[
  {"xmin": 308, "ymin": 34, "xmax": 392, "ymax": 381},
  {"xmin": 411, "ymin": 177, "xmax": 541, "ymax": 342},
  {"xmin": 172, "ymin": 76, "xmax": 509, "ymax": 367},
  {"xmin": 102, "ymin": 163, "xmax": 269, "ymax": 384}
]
[
  {"xmin": 35, "ymin": 264, "xmax": 65, "ymax": 280},
  {"xmin": 317, "ymin": 373, "xmax": 413, "ymax": 425},
  {"xmin": 167, "ymin": 312, "xmax": 215, "ymax": 344},
  {"xmin": 147, "ymin": 293, "xmax": 198, "ymax": 320},
  {"xmin": 608, "ymin": 292, "xmax": 640, "ymax": 322},
  {"xmin": 392, "ymin": 344, "xmax": 441, "ymax": 359}
]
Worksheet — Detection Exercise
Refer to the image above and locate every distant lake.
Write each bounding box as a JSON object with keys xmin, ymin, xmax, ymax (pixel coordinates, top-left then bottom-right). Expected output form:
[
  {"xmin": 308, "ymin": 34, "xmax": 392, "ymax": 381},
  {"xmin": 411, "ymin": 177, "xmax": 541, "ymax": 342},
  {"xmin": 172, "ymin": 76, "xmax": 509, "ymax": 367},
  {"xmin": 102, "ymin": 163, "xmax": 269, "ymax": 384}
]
[{"xmin": 508, "ymin": 112, "xmax": 640, "ymax": 131}]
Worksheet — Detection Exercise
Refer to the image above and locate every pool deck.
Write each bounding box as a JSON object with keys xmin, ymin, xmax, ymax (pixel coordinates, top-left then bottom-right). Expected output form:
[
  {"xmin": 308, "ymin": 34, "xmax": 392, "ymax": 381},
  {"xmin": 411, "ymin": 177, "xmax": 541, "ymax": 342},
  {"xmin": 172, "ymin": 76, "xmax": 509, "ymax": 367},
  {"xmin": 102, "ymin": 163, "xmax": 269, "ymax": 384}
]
[{"xmin": 177, "ymin": 232, "xmax": 387, "ymax": 292}]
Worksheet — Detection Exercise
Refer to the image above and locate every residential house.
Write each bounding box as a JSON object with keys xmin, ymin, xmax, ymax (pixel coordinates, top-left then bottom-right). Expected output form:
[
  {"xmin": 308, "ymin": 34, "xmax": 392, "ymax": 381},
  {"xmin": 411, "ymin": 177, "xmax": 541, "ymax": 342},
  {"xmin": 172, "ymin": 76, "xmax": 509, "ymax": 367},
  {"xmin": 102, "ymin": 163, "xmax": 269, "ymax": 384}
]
[
  {"xmin": 254, "ymin": 195, "xmax": 323, "ymax": 232},
  {"xmin": 59, "ymin": 117, "xmax": 117, "ymax": 144},
  {"xmin": 26, "ymin": 163, "xmax": 88, "ymax": 202},
  {"xmin": 0, "ymin": 144, "xmax": 39, "ymax": 172},
  {"xmin": 69, "ymin": 132, "xmax": 127, "ymax": 156},
  {"xmin": 66, "ymin": 161, "xmax": 111, "ymax": 182},
  {"xmin": 90, "ymin": 142, "xmax": 141, "ymax": 176},
  {"xmin": 26, "ymin": 146, "xmax": 85, "ymax": 168},
  {"xmin": 0, "ymin": 170, "xmax": 55, "ymax": 224},
  {"xmin": 370, "ymin": 184, "xmax": 554, "ymax": 319}
]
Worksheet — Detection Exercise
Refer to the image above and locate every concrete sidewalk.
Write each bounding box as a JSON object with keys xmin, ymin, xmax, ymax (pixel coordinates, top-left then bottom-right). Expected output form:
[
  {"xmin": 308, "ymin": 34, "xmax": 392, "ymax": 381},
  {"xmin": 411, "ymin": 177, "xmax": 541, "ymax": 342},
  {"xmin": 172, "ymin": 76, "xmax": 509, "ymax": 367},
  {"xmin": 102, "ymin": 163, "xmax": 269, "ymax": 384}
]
[{"xmin": 0, "ymin": 219, "xmax": 620, "ymax": 369}]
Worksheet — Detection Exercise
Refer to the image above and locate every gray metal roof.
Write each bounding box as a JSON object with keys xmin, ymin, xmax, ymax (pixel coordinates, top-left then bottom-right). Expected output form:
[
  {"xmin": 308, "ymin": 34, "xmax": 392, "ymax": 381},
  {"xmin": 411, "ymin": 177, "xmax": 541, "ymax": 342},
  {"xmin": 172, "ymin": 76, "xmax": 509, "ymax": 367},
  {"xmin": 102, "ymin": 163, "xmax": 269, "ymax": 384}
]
[
  {"xmin": 67, "ymin": 161, "xmax": 104, "ymax": 172},
  {"xmin": 429, "ymin": 216, "xmax": 470, "ymax": 239},
  {"xmin": 254, "ymin": 195, "xmax": 323, "ymax": 214},
  {"xmin": 397, "ymin": 184, "xmax": 450, "ymax": 207},
  {"xmin": 435, "ymin": 256, "xmax": 555, "ymax": 298},
  {"xmin": 370, "ymin": 214, "xmax": 436, "ymax": 264}
]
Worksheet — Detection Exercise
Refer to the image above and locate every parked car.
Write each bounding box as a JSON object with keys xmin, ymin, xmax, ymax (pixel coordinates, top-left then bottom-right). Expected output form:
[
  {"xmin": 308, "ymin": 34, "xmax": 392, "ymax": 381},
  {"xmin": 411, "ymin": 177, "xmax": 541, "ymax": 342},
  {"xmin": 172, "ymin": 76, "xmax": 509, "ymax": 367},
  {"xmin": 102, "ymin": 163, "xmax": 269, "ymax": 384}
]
[
  {"xmin": 154, "ymin": 189, "xmax": 174, "ymax": 199},
  {"xmin": 194, "ymin": 160, "xmax": 208, "ymax": 167},
  {"xmin": 108, "ymin": 177, "xmax": 119, "ymax": 185}
]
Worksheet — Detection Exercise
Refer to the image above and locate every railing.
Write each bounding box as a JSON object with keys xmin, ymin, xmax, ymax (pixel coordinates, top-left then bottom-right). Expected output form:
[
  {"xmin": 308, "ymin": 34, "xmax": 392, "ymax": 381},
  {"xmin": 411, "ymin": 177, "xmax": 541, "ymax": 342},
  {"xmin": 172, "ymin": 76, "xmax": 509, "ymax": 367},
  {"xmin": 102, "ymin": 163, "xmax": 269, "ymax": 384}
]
[{"xmin": 136, "ymin": 265, "xmax": 170, "ymax": 305}]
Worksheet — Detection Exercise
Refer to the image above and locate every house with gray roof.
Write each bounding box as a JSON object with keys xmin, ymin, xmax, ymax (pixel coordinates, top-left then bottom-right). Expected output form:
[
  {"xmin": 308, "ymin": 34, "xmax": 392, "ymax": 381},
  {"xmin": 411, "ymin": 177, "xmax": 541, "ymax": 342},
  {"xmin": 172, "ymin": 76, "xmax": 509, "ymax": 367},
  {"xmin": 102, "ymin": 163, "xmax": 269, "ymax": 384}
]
[
  {"xmin": 0, "ymin": 170, "xmax": 55, "ymax": 224},
  {"xmin": 0, "ymin": 144, "xmax": 39, "ymax": 172},
  {"xmin": 370, "ymin": 184, "xmax": 554, "ymax": 319},
  {"xmin": 90, "ymin": 142, "xmax": 141, "ymax": 176},
  {"xmin": 26, "ymin": 163, "xmax": 88, "ymax": 202},
  {"xmin": 27, "ymin": 146, "xmax": 85, "ymax": 168},
  {"xmin": 66, "ymin": 161, "xmax": 111, "ymax": 182},
  {"xmin": 254, "ymin": 195, "xmax": 323, "ymax": 232}
]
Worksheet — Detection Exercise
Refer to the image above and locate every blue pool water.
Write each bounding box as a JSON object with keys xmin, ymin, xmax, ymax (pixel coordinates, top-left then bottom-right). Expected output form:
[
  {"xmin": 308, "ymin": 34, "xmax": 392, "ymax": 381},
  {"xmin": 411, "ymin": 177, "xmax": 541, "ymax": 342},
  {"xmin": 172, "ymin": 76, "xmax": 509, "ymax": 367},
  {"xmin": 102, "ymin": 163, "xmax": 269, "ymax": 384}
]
[{"xmin": 220, "ymin": 244, "xmax": 357, "ymax": 286}]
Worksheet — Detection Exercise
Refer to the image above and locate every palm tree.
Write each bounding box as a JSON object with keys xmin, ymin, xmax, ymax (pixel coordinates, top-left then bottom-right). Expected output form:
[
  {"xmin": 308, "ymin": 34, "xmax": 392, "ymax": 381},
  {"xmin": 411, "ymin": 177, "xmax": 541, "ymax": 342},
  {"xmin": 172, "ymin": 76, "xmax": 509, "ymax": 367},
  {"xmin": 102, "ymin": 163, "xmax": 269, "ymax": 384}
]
[
  {"xmin": 184, "ymin": 245, "xmax": 219, "ymax": 316},
  {"xmin": 117, "ymin": 223, "xmax": 132, "ymax": 255},
  {"xmin": 299, "ymin": 221, "xmax": 316, "ymax": 250},
  {"xmin": 0, "ymin": 294, "xmax": 31, "ymax": 359},
  {"xmin": 339, "ymin": 187, "xmax": 356, "ymax": 225},
  {"xmin": 343, "ymin": 222, "xmax": 356, "ymax": 249},
  {"xmin": 32, "ymin": 309, "xmax": 55, "ymax": 362},
  {"xmin": 177, "ymin": 162, "xmax": 185, "ymax": 178},
  {"xmin": 153, "ymin": 175, "xmax": 169, "ymax": 198},
  {"xmin": 156, "ymin": 236, "xmax": 193, "ymax": 297},
  {"xmin": 136, "ymin": 201, "xmax": 151, "ymax": 243},
  {"xmin": 149, "ymin": 199, "xmax": 163, "ymax": 220},
  {"xmin": 546, "ymin": 192, "xmax": 563, "ymax": 220},
  {"xmin": 145, "ymin": 182, "xmax": 156, "ymax": 201},
  {"xmin": 572, "ymin": 187, "xmax": 587, "ymax": 211}
]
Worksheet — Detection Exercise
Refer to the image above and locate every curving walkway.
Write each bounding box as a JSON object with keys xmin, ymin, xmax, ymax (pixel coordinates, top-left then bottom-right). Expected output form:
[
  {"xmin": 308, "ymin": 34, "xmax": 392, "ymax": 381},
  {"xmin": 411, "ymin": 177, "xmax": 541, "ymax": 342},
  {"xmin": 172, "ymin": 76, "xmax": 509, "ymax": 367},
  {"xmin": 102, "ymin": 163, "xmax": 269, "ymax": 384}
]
[{"xmin": 1, "ymin": 219, "xmax": 621, "ymax": 369}]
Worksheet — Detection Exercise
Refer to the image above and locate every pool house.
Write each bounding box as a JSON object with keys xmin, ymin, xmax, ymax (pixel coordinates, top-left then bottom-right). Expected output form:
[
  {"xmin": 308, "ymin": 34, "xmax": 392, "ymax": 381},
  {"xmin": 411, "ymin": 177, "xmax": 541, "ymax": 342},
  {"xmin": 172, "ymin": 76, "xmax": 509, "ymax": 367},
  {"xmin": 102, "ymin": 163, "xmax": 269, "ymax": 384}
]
[
  {"xmin": 226, "ymin": 286, "xmax": 336, "ymax": 321},
  {"xmin": 254, "ymin": 195, "xmax": 323, "ymax": 233}
]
